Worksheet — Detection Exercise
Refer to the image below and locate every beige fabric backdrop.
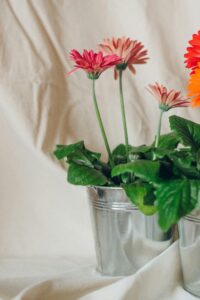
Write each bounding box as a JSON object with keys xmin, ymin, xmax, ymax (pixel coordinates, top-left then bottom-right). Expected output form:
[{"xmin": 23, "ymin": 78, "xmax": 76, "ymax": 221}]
[{"xmin": 0, "ymin": 0, "xmax": 200, "ymax": 257}]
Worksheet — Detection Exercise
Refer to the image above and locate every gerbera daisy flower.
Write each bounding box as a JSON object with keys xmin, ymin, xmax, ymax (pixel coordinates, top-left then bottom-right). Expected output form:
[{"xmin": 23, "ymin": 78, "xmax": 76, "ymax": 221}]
[
  {"xmin": 67, "ymin": 49, "xmax": 121, "ymax": 79},
  {"xmin": 147, "ymin": 83, "xmax": 189, "ymax": 151},
  {"xmin": 188, "ymin": 62, "xmax": 200, "ymax": 107},
  {"xmin": 98, "ymin": 36, "xmax": 148, "ymax": 79},
  {"xmin": 184, "ymin": 30, "xmax": 200, "ymax": 74},
  {"xmin": 147, "ymin": 82, "xmax": 190, "ymax": 111}
]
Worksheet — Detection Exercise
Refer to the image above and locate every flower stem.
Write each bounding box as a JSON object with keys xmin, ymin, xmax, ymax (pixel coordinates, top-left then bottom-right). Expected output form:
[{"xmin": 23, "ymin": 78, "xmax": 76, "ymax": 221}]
[
  {"xmin": 119, "ymin": 69, "xmax": 129, "ymax": 160},
  {"xmin": 92, "ymin": 79, "xmax": 113, "ymax": 166},
  {"xmin": 153, "ymin": 110, "xmax": 164, "ymax": 160},
  {"xmin": 155, "ymin": 110, "xmax": 164, "ymax": 148}
]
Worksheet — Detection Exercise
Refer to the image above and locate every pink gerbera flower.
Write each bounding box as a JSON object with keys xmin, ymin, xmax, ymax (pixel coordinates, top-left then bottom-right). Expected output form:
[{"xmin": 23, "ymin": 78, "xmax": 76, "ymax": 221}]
[
  {"xmin": 98, "ymin": 36, "xmax": 148, "ymax": 79},
  {"xmin": 147, "ymin": 82, "xmax": 190, "ymax": 111},
  {"xmin": 67, "ymin": 49, "xmax": 121, "ymax": 79}
]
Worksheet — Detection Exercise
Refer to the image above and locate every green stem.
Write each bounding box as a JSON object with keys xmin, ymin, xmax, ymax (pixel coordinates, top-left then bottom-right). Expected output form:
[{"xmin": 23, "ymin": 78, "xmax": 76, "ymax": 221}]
[
  {"xmin": 119, "ymin": 69, "xmax": 129, "ymax": 160},
  {"xmin": 92, "ymin": 79, "xmax": 113, "ymax": 166},
  {"xmin": 155, "ymin": 110, "xmax": 164, "ymax": 148},
  {"xmin": 153, "ymin": 110, "xmax": 164, "ymax": 160}
]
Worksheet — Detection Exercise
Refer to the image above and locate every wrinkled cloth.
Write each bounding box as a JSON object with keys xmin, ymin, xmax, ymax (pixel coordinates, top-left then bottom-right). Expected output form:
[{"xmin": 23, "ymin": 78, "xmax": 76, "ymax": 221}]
[
  {"xmin": 0, "ymin": 0, "xmax": 200, "ymax": 299},
  {"xmin": 0, "ymin": 243, "xmax": 197, "ymax": 300}
]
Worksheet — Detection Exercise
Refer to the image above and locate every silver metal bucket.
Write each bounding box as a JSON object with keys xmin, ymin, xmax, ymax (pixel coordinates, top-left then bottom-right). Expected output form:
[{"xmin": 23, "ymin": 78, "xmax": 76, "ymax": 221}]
[
  {"xmin": 179, "ymin": 210, "xmax": 200, "ymax": 297},
  {"xmin": 87, "ymin": 186, "xmax": 173, "ymax": 276}
]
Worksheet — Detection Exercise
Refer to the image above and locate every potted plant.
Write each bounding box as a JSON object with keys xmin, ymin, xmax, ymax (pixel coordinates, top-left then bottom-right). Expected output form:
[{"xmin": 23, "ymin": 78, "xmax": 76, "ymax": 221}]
[
  {"xmin": 174, "ymin": 30, "xmax": 200, "ymax": 297},
  {"xmin": 108, "ymin": 30, "xmax": 200, "ymax": 295},
  {"xmin": 54, "ymin": 37, "xmax": 189, "ymax": 276}
]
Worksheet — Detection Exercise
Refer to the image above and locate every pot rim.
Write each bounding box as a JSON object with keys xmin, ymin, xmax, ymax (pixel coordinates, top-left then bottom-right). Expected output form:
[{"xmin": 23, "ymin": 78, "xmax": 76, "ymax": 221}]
[
  {"xmin": 87, "ymin": 185, "xmax": 137, "ymax": 211},
  {"xmin": 183, "ymin": 209, "xmax": 200, "ymax": 223}
]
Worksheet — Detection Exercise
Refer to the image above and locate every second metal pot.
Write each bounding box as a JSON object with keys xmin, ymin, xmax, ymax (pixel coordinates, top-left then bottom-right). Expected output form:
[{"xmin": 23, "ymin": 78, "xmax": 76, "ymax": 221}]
[{"xmin": 179, "ymin": 210, "xmax": 200, "ymax": 297}]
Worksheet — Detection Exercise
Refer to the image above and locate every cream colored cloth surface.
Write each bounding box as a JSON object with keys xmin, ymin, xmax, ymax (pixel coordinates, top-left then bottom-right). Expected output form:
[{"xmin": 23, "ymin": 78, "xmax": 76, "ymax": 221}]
[
  {"xmin": 0, "ymin": 243, "xmax": 197, "ymax": 300},
  {"xmin": 0, "ymin": 0, "xmax": 200, "ymax": 299}
]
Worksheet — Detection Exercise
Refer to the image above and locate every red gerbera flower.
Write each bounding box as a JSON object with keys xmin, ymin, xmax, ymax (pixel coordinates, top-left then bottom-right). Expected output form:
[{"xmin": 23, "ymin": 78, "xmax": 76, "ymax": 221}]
[
  {"xmin": 184, "ymin": 30, "xmax": 200, "ymax": 74},
  {"xmin": 98, "ymin": 36, "xmax": 148, "ymax": 79},
  {"xmin": 67, "ymin": 49, "xmax": 121, "ymax": 79},
  {"xmin": 147, "ymin": 82, "xmax": 190, "ymax": 111}
]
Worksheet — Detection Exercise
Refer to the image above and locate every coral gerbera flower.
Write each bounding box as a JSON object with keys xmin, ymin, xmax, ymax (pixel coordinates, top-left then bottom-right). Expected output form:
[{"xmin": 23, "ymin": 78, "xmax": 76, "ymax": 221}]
[
  {"xmin": 147, "ymin": 82, "xmax": 190, "ymax": 111},
  {"xmin": 98, "ymin": 37, "xmax": 148, "ymax": 79},
  {"xmin": 188, "ymin": 62, "xmax": 200, "ymax": 107},
  {"xmin": 67, "ymin": 49, "xmax": 121, "ymax": 79},
  {"xmin": 184, "ymin": 30, "xmax": 200, "ymax": 74}
]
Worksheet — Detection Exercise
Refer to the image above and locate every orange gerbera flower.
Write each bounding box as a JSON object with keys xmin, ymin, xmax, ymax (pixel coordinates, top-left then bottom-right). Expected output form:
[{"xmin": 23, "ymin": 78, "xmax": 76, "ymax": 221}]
[{"xmin": 188, "ymin": 62, "xmax": 200, "ymax": 107}]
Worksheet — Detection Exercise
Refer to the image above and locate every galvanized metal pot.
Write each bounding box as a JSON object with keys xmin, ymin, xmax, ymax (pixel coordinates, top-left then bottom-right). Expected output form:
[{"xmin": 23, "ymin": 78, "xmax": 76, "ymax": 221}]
[
  {"xmin": 87, "ymin": 186, "xmax": 173, "ymax": 276},
  {"xmin": 179, "ymin": 210, "xmax": 200, "ymax": 297}
]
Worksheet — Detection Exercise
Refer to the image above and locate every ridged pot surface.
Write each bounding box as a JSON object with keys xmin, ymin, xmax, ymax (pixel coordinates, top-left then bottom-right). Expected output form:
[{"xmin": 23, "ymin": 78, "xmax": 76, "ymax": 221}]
[{"xmin": 87, "ymin": 186, "xmax": 173, "ymax": 276}]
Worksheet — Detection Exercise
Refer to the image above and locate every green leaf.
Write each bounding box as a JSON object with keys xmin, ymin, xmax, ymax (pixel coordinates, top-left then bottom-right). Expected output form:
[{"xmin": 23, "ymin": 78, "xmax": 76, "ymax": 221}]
[
  {"xmin": 152, "ymin": 132, "xmax": 179, "ymax": 150},
  {"xmin": 121, "ymin": 172, "xmax": 131, "ymax": 184},
  {"xmin": 112, "ymin": 160, "xmax": 160, "ymax": 182},
  {"xmin": 67, "ymin": 163, "xmax": 108, "ymax": 186},
  {"xmin": 173, "ymin": 165, "xmax": 200, "ymax": 179},
  {"xmin": 128, "ymin": 145, "xmax": 152, "ymax": 161},
  {"xmin": 112, "ymin": 144, "xmax": 126, "ymax": 156},
  {"xmin": 197, "ymin": 149, "xmax": 200, "ymax": 171},
  {"xmin": 171, "ymin": 148, "xmax": 195, "ymax": 168},
  {"xmin": 53, "ymin": 141, "xmax": 84, "ymax": 159},
  {"xmin": 112, "ymin": 144, "xmax": 152, "ymax": 165},
  {"xmin": 169, "ymin": 115, "xmax": 200, "ymax": 151},
  {"xmin": 170, "ymin": 149, "xmax": 200, "ymax": 179},
  {"xmin": 111, "ymin": 144, "xmax": 127, "ymax": 164},
  {"xmin": 85, "ymin": 149, "xmax": 101, "ymax": 161},
  {"xmin": 67, "ymin": 150, "xmax": 94, "ymax": 168},
  {"xmin": 129, "ymin": 145, "xmax": 152, "ymax": 154},
  {"xmin": 54, "ymin": 141, "xmax": 101, "ymax": 162},
  {"xmin": 123, "ymin": 182, "xmax": 157, "ymax": 215},
  {"xmin": 152, "ymin": 149, "xmax": 174, "ymax": 159},
  {"xmin": 156, "ymin": 179, "xmax": 200, "ymax": 231}
]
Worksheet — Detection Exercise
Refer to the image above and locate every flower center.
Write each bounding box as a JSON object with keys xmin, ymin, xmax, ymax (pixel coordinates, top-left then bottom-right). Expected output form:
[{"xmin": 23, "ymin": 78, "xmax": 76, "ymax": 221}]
[
  {"xmin": 159, "ymin": 104, "xmax": 170, "ymax": 111},
  {"xmin": 87, "ymin": 73, "xmax": 100, "ymax": 80},
  {"xmin": 116, "ymin": 63, "xmax": 128, "ymax": 71}
]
